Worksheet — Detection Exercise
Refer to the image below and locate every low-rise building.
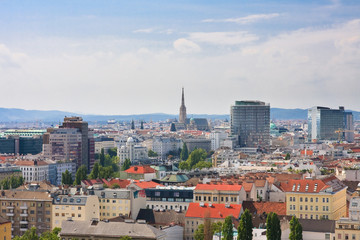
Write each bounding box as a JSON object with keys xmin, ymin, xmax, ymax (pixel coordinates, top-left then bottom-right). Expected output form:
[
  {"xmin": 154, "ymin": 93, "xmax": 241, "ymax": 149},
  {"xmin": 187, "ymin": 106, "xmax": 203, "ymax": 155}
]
[
  {"xmin": 52, "ymin": 195, "xmax": 99, "ymax": 228},
  {"xmin": 0, "ymin": 164, "xmax": 22, "ymax": 181},
  {"xmin": 15, "ymin": 160, "xmax": 49, "ymax": 183},
  {"xmin": 145, "ymin": 186, "xmax": 194, "ymax": 211},
  {"xmin": 60, "ymin": 219, "xmax": 166, "ymax": 240},
  {"xmin": 120, "ymin": 165, "xmax": 157, "ymax": 181},
  {"xmin": 194, "ymin": 183, "xmax": 246, "ymax": 204},
  {"xmin": 184, "ymin": 202, "xmax": 242, "ymax": 240},
  {"xmin": 0, "ymin": 216, "xmax": 11, "ymax": 240}
]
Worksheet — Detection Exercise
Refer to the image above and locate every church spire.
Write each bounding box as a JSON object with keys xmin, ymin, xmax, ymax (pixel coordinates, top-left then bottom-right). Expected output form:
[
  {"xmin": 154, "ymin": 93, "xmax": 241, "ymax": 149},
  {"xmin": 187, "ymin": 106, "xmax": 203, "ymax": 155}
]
[{"xmin": 179, "ymin": 87, "xmax": 187, "ymax": 124}]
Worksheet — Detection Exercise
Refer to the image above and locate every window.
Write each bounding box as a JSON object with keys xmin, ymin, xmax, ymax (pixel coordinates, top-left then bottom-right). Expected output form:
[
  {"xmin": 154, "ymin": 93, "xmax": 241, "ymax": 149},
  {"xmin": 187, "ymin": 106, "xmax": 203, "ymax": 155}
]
[
  {"xmin": 300, "ymin": 205, "xmax": 303, "ymax": 210},
  {"xmin": 300, "ymin": 197, "xmax": 303, "ymax": 202},
  {"xmin": 305, "ymin": 205, "xmax": 308, "ymax": 211},
  {"xmin": 310, "ymin": 206, "xmax": 313, "ymax": 211},
  {"xmin": 316, "ymin": 206, "xmax": 318, "ymax": 211},
  {"xmin": 78, "ymin": 207, "xmax": 81, "ymax": 210},
  {"xmin": 213, "ymin": 197, "xmax": 217, "ymax": 202},
  {"xmin": 323, "ymin": 198, "xmax": 325, "ymax": 203},
  {"xmin": 292, "ymin": 184, "xmax": 296, "ymax": 191},
  {"xmin": 155, "ymin": 192, "xmax": 160, "ymax": 197},
  {"xmin": 314, "ymin": 183, "xmax": 318, "ymax": 192},
  {"xmin": 305, "ymin": 184, "xmax": 309, "ymax": 192},
  {"xmin": 316, "ymin": 198, "xmax": 318, "ymax": 203},
  {"xmin": 174, "ymin": 192, "xmax": 180, "ymax": 197},
  {"xmin": 78, "ymin": 214, "xmax": 81, "ymax": 217},
  {"xmin": 310, "ymin": 198, "xmax": 313, "ymax": 202},
  {"xmin": 327, "ymin": 198, "xmax": 329, "ymax": 203},
  {"xmin": 61, "ymin": 213, "xmax": 65, "ymax": 217},
  {"xmin": 305, "ymin": 198, "xmax": 308, "ymax": 202}
]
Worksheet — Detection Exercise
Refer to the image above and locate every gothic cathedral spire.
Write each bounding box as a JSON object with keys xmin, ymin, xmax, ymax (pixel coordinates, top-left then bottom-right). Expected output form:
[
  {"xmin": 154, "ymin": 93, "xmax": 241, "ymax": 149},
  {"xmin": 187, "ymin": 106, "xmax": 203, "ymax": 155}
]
[{"xmin": 179, "ymin": 87, "xmax": 187, "ymax": 123}]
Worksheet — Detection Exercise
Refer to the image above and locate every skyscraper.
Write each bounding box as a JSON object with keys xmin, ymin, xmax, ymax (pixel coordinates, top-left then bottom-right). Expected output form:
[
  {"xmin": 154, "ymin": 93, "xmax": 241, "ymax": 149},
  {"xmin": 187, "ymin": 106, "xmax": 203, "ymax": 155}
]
[
  {"xmin": 308, "ymin": 106, "xmax": 354, "ymax": 142},
  {"xmin": 230, "ymin": 100, "xmax": 270, "ymax": 150},
  {"xmin": 179, "ymin": 87, "xmax": 187, "ymax": 124}
]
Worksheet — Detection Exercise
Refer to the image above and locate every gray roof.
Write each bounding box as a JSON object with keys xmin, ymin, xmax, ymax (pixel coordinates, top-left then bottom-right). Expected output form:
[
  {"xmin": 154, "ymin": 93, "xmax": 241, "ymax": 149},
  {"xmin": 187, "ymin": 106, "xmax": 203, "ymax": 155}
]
[
  {"xmin": 298, "ymin": 219, "xmax": 335, "ymax": 233},
  {"xmin": 53, "ymin": 195, "xmax": 88, "ymax": 205},
  {"xmin": 93, "ymin": 189, "xmax": 130, "ymax": 199},
  {"xmin": 60, "ymin": 220, "xmax": 165, "ymax": 239}
]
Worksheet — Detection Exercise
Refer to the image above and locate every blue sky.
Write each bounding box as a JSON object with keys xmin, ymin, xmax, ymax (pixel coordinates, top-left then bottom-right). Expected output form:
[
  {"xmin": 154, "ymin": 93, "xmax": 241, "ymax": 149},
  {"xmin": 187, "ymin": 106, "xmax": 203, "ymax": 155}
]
[{"xmin": 0, "ymin": 0, "xmax": 359, "ymax": 114}]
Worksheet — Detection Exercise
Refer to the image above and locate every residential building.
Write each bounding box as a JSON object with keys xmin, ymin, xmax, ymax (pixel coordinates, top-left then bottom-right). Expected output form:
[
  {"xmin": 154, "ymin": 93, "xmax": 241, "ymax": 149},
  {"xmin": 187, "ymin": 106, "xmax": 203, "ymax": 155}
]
[
  {"xmin": 281, "ymin": 178, "xmax": 347, "ymax": 220},
  {"xmin": 53, "ymin": 162, "xmax": 76, "ymax": 186},
  {"xmin": 335, "ymin": 197, "xmax": 360, "ymax": 240},
  {"xmin": 118, "ymin": 137, "xmax": 148, "ymax": 165},
  {"xmin": 145, "ymin": 186, "xmax": 194, "ymax": 211},
  {"xmin": 120, "ymin": 165, "xmax": 157, "ymax": 181},
  {"xmin": 209, "ymin": 131, "xmax": 228, "ymax": 151},
  {"xmin": 94, "ymin": 137, "xmax": 116, "ymax": 154},
  {"xmin": 0, "ymin": 216, "xmax": 11, "ymax": 240},
  {"xmin": 0, "ymin": 190, "xmax": 52, "ymax": 236},
  {"xmin": 60, "ymin": 219, "xmax": 166, "ymax": 240},
  {"xmin": 52, "ymin": 195, "xmax": 99, "ymax": 228},
  {"xmin": 152, "ymin": 137, "xmax": 181, "ymax": 160},
  {"xmin": 230, "ymin": 100, "xmax": 270, "ymax": 150},
  {"xmin": 0, "ymin": 164, "xmax": 22, "ymax": 181},
  {"xmin": 15, "ymin": 160, "xmax": 49, "ymax": 183},
  {"xmin": 93, "ymin": 188, "xmax": 146, "ymax": 220},
  {"xmin": 308, "ymin": 106, "xmax": 354, "ymax": 142},
  {"xmin": 184, "ymin": 202, "xmax": 242, "ymax": 240},
  {"xmin": 0, "ymin": 136, "xmax": 43, "ymax": 155},
  {"xmin": 193, "ymin": 183, "xmax": 246, "ymax": 204}
]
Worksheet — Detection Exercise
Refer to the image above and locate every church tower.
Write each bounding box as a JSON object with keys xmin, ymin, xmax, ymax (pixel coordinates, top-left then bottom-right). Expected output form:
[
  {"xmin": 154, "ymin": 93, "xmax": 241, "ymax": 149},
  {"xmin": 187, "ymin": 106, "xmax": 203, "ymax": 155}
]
[{"xmin": 179, "ymin": 87, "xmax": 187, "ymax": 123}]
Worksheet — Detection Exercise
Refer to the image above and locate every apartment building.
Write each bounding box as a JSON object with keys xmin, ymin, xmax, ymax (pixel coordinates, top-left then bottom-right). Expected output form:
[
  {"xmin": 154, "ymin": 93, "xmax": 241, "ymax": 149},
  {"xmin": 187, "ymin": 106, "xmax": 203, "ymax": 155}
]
[
  {"xmin": 335, "ymin": 197, "xmax": 360, "ymax": 240},
  {"xmin": 281, "ymin": 178, "xmax": 347, "ymax": 220},
  {"xmin": 52, "ymin": 195, "xmax": 99, "ymax": 228},
  {"xmin": 194, "ymin": 183, "xmax": 246, "ymax": 204},
  {"xmin": 15, "ymin": 160, "xmax": 49, "ymax": 183},
  {"xmin": 0, "ymin": 216, "xmax": 11, "ymax": 240},
  {"xmin": 93, "ymin": 188, "xmax": 146, "ymax": 220},
  {"xmin": 0, "ymin": 190, "xmax": 52, "ymax": 237},
  {"xmin": 184, "ymin": 202, "xmax": 242, "ymax": 240}
]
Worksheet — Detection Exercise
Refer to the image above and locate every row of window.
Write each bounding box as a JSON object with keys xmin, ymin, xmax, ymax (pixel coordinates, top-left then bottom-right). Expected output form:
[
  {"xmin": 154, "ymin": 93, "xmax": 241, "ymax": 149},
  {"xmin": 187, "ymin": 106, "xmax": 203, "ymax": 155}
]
[
  {"xmin": 2, "ymin": 209, "xmax": 50, "ymax": 215},
  {"xmin": 2, "ymin": 202, "xmax": 50, "ymax": 207},
  {"xmin": 54, "ymin": 206, "xmax": 81, "ymax": 210},
  {"xmin": 195, "ymin": 196, "xmax": 237, "ymax": 202},
  {"xmin": 100, "ymin": 206, "xmax": 128, "ymax": 211},
  {"xmin": 289, "ymin": 196, "xmax": 329, "ymax": 203},
  {"xmin": 290, "ymin": 205, "xmax": 329, "ymax": 211},
  {"xmin": 100, "ymin": 199, "xmax": 129, "ymax": 204},
  {"xmin": 294, "ymin": 214, "xmax": 328, "ymax": 220},
  {"xmin": 55, "ymin": 213, "xmax": 81, "ymax": 218}
]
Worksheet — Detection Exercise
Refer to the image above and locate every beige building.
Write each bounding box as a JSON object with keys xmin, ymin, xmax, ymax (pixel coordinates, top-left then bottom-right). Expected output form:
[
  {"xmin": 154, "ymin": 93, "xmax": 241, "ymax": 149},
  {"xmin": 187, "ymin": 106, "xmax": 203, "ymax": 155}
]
[
  {"xmin": 52, "ymin": 195, "xmax": 99, "ymax": 228},
  {"xmin": 94, "ymin": 188, "xmax": 146, "ymax": 220},
  {"xmin": 194, "ymin": 183, "xmax": 246, "ymax": 204},
  {"xmin": 0, "ymin": 190, "xmax": 52, "ymax": 237}
]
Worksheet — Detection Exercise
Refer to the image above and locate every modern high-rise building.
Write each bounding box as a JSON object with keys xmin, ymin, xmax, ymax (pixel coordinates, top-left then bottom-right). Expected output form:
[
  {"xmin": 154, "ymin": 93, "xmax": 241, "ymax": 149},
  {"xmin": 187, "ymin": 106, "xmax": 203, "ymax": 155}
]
[
  {"xmin": 230, "ymin": 100, "xmax": 270, "ymax": 150},
  {"xmin": 308, "ymin": 106, "xmax": 354, "ymax": 142},
  {"xmin": 179, "ymin": 87, "xmax": 187, "ymax": 124},
  {"xmin": 43, "ymin": 117, "xmax": 95, "ymax": 171}
]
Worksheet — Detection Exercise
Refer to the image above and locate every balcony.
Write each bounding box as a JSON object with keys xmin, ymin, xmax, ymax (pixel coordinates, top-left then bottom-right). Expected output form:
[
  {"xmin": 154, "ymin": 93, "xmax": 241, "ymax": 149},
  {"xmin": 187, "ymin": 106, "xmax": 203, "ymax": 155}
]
[
  {"xmin": 20, "ymin": 220, "xmax": 28, "ymax": 224},
  {"xmin": 6, "ymin": 206, "xmax": 14, "ymax": 209},
  {"xmin": 20, "ymin": 213, "xmax": 28, "ymax": 217},
  {"xmin": 20, "ymin": 206, "xmax": 28, "ymax": 210},
  {"xmin": 6, "ymin": 213, "xmax": 14, "ymax": 217},
  {"xmin": 20, "ymin": 228, "xmax": 28, "ymax": 232}
]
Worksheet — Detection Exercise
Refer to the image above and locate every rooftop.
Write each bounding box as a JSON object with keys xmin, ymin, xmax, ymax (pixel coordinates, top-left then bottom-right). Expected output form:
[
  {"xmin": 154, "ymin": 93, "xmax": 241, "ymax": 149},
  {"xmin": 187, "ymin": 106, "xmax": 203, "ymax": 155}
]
[
  {"xmin": 125, "ymin": 166, "xmax": 156, "ymax": 174},
  {"xmin": 195, "ymin": 183, "xmax": 242, "ymax": 192},
  {"xmin": 185, "ymin": 202, "xmax": 242, "ymax": 219}
]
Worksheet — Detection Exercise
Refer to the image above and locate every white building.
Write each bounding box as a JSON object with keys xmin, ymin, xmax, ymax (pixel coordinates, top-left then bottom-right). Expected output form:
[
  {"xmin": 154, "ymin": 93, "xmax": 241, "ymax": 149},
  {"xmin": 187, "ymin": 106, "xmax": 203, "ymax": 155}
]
[
  {"xmin": 209, "ymin": 131, "xmax": 228, "ymax": 151},
  {"xmin": 152, "ymin": 137, "xmax": 181, "ymax": 160},
  {"xmin": 15, "ymin": 160, "xmax": 49, "ymax": 182},
  {"xmin": 118, "ymin": 137, "xmax": 148, "ymax": 164},
  {"xmin": 55, "ymin": 162, "xmax": 77, "ymax": 186}
]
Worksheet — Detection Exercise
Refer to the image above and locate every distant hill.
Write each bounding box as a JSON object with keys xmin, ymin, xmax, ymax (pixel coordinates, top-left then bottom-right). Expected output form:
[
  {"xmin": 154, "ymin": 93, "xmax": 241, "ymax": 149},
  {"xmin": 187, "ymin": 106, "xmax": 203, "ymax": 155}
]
[{"xmin": 0, "ymin": 107, "xmax": 358, "ymax": 122}]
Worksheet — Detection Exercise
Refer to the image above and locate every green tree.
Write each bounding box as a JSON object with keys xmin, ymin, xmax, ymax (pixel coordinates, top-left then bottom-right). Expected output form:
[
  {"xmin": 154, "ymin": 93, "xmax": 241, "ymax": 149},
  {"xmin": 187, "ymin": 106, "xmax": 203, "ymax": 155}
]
[
  {"xmin": 289, "ymin": 216, "xmax": 302, "ymax": 240},
  {"xmin": 193, "ymin": 161, "xmax": 212, "ymax": 170},
  {"xmin": 222, "ymin": 216, "xmax": 233, "ymax": 240},
  {"xmin": 266, "ymin": 212, "xmax": 281, "ymax": 240},
  {"xmin": 62, "ymin": 170, "xmax": 73, "ymax": 185},
  {"xmin": 121, "ymin": 159, "xmax": 131, "ymax": 171},
  {"xmin": 148, "ymin": 150, "xmax": 158, "ymax": 157},
  {"xmin": 180, "ymin": 142, "xmax": 189, "ymax": 160},
  {"xmin": 100, "ymin": 148, "xmax": 105, "ymax": 166},
  {"xmin": 89, "ymin": 162, "xmax": 100, "ymax": 179},
  {"xmin": 74, "ymin": 165, "xmax": 87, "ymax": 185},
  {"xmin": 120, "ymin": 237, "xmax": 132, "ymax": 240},
  {"xmin": 188, "ymin": 148, "xmax": 207, "ymax": 168},
  {"xmin": 238, "ymin": 209, "xmax": 253, "ymax": 240},
  {"xmin": 194, "ymin": 224, "xmax": 205, "ymax": 240},
  {"xmin": 140, "ymin": 121, "xmax": 144, "ymax": 130},
  {"xmin": 131, "ymin": 120, "xmax": 135, "ymax": 130},
  {"xmin": 13, "ymin": 227, "xmax": 39, "ymax": 240},
  {"xmin": 108, "ymin": 147, "xmax": 118, "ymax": 158},
  {"xmin": 285, "ymin": 153, "xmax": 291, "ymax": 160},
  {"xmin": 211, "ymin": 221, "xmax": 223, "ymax": 237},
  {"xmin": 99, "ymin": 166, "xmax": 114, "ymax": 179},
  {"xmin": 40, "ymin": 227, "xmax": 61, "ymax": 240},
  {"xmin": 179, "ymin": 161, "xmax": 190, "ymax": 170}
]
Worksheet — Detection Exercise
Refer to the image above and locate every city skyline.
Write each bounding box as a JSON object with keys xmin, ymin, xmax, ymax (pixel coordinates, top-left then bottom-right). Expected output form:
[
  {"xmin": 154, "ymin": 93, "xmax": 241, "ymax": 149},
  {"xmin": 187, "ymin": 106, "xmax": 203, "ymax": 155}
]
[{"xmin": 1, "ymin": 1, "xmax": 360, "ymax": 115}]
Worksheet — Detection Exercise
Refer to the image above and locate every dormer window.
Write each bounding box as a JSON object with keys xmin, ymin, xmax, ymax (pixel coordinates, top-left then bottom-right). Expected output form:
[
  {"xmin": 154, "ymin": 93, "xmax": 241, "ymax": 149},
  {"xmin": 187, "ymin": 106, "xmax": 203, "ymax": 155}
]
[
  {"xmin": 292, "ymin": 184, "xmax": 296, "ymax": 191},
  {"xmin": 305, "ymin": 184, "xmax": 309, "ymax": 192},
  {"xmin": 314, "ymin": 183, "xmax": 318, "ymax": 192},
  {"xmin": 296, "ymin": 184, "xmax": 300, "ymax": 192}
]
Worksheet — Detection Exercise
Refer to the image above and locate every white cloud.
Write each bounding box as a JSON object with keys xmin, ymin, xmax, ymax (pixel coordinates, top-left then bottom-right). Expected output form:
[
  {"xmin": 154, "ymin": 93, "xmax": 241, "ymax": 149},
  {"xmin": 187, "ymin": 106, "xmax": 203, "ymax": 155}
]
[
  {"xmin": 188, "ymin": 31, "xmax": 258, "ymax": 45},
  {"xmin": 203, "ymin": 13, "xmax": 280, "ymax": 24},
  {"xmin": 133, "ymin": 28, "xmax": 154, "ymax": 33},
  {"xmin": 173, "ymin": 38, "xmax": 201, "ymax": 53},
  {"xmin": 0, "ymin": 44, "xmax": 27, "ymax": 68}
]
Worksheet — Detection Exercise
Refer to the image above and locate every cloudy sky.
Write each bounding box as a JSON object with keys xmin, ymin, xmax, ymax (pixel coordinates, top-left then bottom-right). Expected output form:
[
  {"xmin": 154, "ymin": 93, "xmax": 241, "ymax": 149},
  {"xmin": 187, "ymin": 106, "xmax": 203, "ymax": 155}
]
[{"xmin": 1, "ymin": 0, "xmax": 360, "ymax": 115}]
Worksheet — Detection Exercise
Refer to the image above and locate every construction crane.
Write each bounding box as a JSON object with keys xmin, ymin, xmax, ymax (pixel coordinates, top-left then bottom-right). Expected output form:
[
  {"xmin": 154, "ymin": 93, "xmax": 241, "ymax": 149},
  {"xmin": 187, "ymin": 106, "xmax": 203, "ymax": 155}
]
[{"xmin": 335, "ymin": 128, "xmax": 355, "ymax": 142}]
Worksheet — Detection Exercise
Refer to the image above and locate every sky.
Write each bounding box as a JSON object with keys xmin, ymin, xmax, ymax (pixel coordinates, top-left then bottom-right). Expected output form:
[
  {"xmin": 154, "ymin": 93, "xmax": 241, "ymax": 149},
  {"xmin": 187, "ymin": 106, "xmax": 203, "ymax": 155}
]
[{"xmin": 0, "ymin": 0, "xmax": 360, "ymax": 115}]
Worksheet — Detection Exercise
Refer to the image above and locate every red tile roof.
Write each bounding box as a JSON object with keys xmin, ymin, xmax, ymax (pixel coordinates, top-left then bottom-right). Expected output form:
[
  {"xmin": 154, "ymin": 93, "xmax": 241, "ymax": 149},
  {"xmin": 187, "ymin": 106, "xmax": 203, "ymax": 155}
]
[
  {"xmin": 242, "ymin": 201, "xmax": 287, "ymax": 216},
  {"xmin": 132, "ymin": 180, "xmax": 164, "ymax": 189},
  {"xmin": 15, "ymin": 160, "xmax": 48, "ymax": 166},
  {"xmin": 185, "ymin": 202, "xmax": 242, "ymax": 219},
  {"xmin": 242, "ymin": 182, "xmax": 253, "ymax": 192},
  {"xmin": 195, "ymin": 184, "xmax": 242, "ymax": 191},
  {"xmin": 125, "ymin": 165, "xmax": 156, "ymax": 174},
  {"xmin": 280, "ymin": 179, "xmax": 330, "ymax": 193}
]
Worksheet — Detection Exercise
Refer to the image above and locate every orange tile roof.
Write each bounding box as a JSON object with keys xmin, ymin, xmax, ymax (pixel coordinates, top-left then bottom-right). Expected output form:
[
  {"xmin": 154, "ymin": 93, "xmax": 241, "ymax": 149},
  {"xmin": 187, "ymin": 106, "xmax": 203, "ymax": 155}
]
[
  {"xmin": 301, "ymin": 150, "xmax": 314, "ymax": 156},
  {"xmin": 280, "ymin": 179, "xmax": 330, "ymax": 193},
  {"xmin": 185, "ymin": 202, "xmax": 242, "ymax": 219},
  {"xmin": 242, "ymin": 182, "xmax": 253, "ymax": 192},
  {"xmin": 243, "ymin": 201, "xmax": 286, "ymax": 216},
  {"xmin": 15, "ymin": 160, "xmax": 48, "ymax": 166},
  {"xmin": 195, "ymin": 183, "xmax": 242, "ymax": 191},
  {"xmin": 125, "ymin": 165, "xmax": 156, "ymax": 174},
  {"xmin": 133, "ymin": 180, "xmax": 164, "ymax": 189}
]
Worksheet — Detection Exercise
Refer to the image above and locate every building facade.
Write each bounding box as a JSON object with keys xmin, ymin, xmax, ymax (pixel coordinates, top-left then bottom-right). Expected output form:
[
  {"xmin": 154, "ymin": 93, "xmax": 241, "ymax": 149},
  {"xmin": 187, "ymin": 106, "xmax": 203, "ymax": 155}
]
[
  {"xmin": 118, "ymin": 137, "xmax": 148, "ymax": 165},
  {"xmin": 230, "ymin": 100, "xmax": 270, "ymax": 150},
  {"xmin": 152, "ymin": 137, "xmax": 181, "ymax": 160},
  {"xmin": 193, "ymin": 184, "xmax": 246, "ymax": 204}
]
